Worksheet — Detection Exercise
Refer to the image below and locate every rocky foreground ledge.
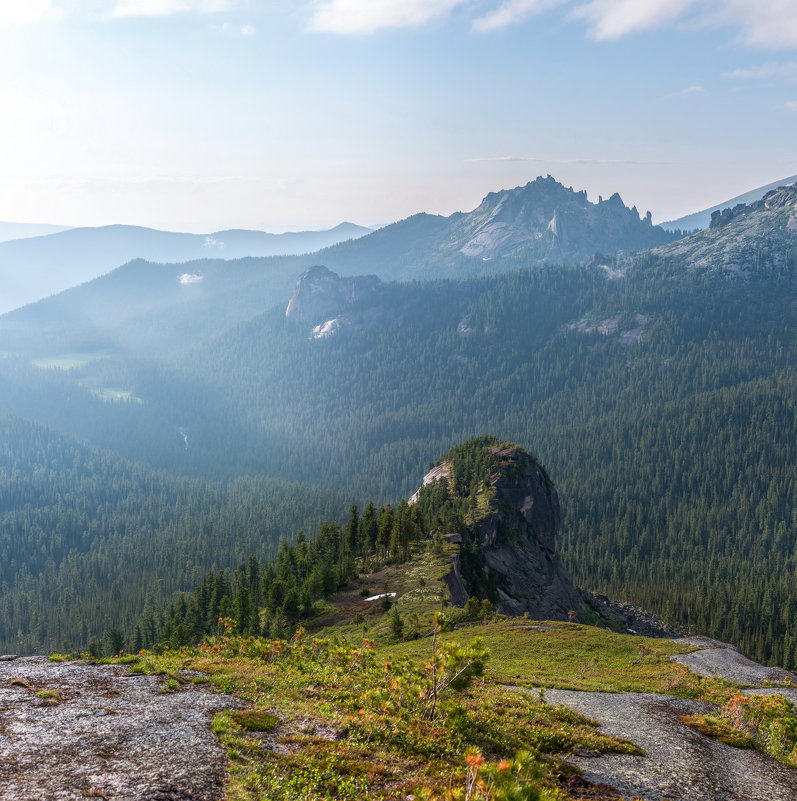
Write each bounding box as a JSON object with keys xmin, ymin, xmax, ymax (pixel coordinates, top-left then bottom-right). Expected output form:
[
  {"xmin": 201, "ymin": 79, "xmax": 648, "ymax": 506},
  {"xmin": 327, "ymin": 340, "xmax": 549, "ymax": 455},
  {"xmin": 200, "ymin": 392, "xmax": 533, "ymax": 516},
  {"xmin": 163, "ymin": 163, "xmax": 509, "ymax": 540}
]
[{"xmin": 0, "ymin": 657, "xmax": 242, "ymax": 801}]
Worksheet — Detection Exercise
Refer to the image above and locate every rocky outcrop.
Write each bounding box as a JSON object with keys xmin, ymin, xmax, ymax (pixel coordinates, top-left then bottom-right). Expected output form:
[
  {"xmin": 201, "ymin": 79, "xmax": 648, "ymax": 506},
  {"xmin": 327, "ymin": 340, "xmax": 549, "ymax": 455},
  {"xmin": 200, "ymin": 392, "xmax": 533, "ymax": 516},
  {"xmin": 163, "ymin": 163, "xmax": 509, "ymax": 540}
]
[
  {"xmin": 408, "ymin": 462, "xmax": 451, "ymax": 505},
  {"xmin": 468, "ymin": 447, "xmax": 585, "ymax": 619},
  {"xmin": 413, "ymin": 442, "xmax": 585, "ymax": 620},
  {"xmin": 710, "ymin": 203, "xmax": 750, "ymax": 229},
  {"xmin": 285, "ymin": 265, "xmax": 381, "ymax": 324},
  {"xmin": 585, "ymin": 594, "xmax": 677, "ymax": 638},
  {"xmin": 650, "ymin": 182, "xmax": 797, "ymax": 276}
]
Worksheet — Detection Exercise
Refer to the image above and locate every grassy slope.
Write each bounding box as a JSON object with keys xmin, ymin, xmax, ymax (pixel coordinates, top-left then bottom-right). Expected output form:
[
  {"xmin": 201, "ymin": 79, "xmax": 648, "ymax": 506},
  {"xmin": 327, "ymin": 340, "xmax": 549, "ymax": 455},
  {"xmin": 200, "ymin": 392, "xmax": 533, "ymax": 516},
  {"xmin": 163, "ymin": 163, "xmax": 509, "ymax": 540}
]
[{"xmin": 106, "ymin": 546, "xmax": 755, "ymax": 800}]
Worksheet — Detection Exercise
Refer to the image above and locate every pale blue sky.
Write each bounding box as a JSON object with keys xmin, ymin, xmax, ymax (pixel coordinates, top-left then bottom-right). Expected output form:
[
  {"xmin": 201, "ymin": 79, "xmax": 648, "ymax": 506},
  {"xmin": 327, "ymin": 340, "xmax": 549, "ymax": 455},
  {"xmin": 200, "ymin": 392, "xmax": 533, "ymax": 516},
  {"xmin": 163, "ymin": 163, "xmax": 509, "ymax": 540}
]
[{"xmin": 1, "ymin": 0, "xmax": 796, "ymax": 231}]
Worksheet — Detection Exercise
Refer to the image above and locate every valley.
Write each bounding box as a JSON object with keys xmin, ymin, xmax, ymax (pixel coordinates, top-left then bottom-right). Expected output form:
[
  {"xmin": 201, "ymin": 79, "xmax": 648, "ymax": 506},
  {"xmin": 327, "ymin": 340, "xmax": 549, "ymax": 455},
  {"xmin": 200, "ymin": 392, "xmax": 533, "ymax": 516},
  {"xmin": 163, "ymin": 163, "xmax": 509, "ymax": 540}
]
[
  {"xmin": 5, "ymin": 4, "xmax": 797, "ymax": 797},
  {"xmin": 1, "ymin": 176, "xmax": 796, "ymax": 800}
]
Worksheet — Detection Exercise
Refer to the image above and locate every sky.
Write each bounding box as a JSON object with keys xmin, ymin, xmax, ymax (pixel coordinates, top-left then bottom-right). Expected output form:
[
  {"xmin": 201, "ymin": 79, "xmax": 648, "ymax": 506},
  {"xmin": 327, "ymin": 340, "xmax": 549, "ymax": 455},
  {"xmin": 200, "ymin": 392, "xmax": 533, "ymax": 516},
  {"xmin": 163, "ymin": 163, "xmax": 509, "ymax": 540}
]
[{"xmin": 1, "ymin": 0, "xmax": 796, "ymax": 232}]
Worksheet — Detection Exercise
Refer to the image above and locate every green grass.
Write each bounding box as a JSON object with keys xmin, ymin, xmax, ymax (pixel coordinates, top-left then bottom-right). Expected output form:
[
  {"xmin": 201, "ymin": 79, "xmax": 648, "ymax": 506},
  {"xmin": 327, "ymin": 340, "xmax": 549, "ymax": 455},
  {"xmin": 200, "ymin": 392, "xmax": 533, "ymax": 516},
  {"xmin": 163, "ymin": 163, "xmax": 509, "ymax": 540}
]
[
  {"xmin": 128, "ymin": 658, "xmax": 167, "ymax": 676},
  {"xmin": 313, "ymin": 547, "xmax": 455, "ymax": 644},
  {"xmin": 35, "ymin": 689, "xmax": 63, "ymax": 703},
  {"xmin": 680, "ymin": 713, "xmax": 756, "ymax": 749},
  {"xmin": 48, "ymin": 653, "xmax": 73, "ymax": 663},
  {"xmin": 381, "ymin": 620, "xmax": 734, "ymax": 698},
  {"xmin": 123, "ymin": 628, "xmax": 640, "ymax": 801},
  {"xmin": 682, "ymin": 691, "xmax": 797, "ymax": 765},
  {"xmin": 229, "ymin": 709, "xmax": 280, "ymax": 732}
]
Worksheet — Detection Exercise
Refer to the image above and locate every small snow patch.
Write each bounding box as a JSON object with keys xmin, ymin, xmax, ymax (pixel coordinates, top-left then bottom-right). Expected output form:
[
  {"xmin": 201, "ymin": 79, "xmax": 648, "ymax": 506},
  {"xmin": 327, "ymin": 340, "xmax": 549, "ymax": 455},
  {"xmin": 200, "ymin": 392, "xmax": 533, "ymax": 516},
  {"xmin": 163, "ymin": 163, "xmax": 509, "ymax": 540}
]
[
  {"xmin": 365, "ymin": 592, "xmax": 396, "ymax": 603},
  {"xmin": 310, "ymin": 319, "xmax": 341, "ymax": 339}
]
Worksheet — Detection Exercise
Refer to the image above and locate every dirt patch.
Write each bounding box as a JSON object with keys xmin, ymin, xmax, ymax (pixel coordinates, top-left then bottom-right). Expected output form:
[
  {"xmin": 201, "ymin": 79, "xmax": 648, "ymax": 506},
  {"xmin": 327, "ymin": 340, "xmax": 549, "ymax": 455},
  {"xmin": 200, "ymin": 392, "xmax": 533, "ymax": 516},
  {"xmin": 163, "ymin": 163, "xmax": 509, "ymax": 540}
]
[{"xmin": 0, "ymin": 657, "xmax": 243, "ymax": 801}]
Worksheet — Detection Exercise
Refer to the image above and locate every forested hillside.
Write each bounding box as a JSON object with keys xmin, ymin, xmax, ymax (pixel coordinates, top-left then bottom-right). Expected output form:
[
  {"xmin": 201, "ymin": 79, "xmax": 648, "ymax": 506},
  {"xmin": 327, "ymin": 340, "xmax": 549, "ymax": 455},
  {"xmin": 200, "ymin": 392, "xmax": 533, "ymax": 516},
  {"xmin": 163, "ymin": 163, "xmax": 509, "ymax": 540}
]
[
  {"xmin": 0, "ymin": 418, "xmax": 352, "ymax": 654},
  {"xmin": 0, "ymin": 185, "xmax": 795, "ymax": 665}
]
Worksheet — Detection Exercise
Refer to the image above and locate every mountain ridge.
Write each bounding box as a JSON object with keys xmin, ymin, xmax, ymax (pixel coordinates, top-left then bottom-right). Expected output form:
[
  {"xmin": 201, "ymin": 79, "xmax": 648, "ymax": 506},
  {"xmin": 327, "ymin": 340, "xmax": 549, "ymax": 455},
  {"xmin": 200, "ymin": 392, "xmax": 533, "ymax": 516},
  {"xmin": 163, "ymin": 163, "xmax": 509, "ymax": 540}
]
[
  {"xmin": 662, "ymin": 173, "xmax": 797, "ymax": 231},
  {"xmin": 0, "ymin": 221, "xmax": 373, "ymax": 315},
  {"xmin": 0, "ymin": 221, "xmax": 72, "ymax": 243}
]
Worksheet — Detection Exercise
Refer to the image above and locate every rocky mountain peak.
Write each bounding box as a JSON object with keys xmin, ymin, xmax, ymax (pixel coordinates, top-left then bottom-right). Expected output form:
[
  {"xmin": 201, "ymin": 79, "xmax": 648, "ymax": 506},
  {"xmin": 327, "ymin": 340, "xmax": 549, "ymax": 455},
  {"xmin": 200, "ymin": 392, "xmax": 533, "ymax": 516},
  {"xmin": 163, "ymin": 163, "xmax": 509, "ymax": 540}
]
[
  {"xmin": 454, "ymin": 176, "xmax": 674, "ymax": 261},
  {"xmin": 285, "ymin": 265, "xmax": 381, "ymax": 324}
]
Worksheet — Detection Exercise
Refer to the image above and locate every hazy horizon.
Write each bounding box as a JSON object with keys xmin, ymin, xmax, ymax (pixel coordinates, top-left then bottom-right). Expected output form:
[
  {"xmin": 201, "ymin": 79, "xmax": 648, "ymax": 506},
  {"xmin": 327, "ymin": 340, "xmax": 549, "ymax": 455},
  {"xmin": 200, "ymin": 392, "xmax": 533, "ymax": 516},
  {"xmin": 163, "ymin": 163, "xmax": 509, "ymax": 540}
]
[{"xmin": 1, "ymin": 0, "xmax": 796, "ymax": 232}]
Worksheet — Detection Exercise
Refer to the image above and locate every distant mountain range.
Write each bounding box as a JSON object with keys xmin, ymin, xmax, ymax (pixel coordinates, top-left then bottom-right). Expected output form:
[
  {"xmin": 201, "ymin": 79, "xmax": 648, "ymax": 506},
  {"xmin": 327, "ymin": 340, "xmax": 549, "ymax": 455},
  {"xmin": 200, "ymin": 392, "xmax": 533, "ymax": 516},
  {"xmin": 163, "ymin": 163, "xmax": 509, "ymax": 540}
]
[
  {"xmin": 0, "ymin": 221, "xmax": 372, "ymax": 314},
  {"xmin": 0, "ymin": 221, "xmax": 72, "ymax": 243},
  {"xmin": 0, "ymin": 176, "xmax": 680, "ymax": 359},
  {"xmin": 1, "ymin": 174, "xmax": 796, "ymax": 664},
  {"xmin": 312, "ymin": 176, "xmax": 676, "ymax": 280},
  {"xmin": 662, "ymin": 174, "xmax": 797, "ymax": 231}
]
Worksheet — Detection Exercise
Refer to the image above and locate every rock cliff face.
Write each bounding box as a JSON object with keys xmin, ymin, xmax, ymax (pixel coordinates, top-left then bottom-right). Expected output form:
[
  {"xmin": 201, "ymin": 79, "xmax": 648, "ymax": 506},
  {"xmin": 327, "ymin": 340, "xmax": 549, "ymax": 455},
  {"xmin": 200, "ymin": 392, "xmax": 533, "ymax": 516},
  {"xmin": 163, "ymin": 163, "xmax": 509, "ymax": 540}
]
[
  {"xmin": 414, "ymin": 442, "xmax": 585, "ymax": 620},
  {"xmin": 285, "ymin": 265, "xmax": 381, "ymax": 324},
  {"xmin": 449, "ymin": 176, "xmax": 673, "ymax": 262}
]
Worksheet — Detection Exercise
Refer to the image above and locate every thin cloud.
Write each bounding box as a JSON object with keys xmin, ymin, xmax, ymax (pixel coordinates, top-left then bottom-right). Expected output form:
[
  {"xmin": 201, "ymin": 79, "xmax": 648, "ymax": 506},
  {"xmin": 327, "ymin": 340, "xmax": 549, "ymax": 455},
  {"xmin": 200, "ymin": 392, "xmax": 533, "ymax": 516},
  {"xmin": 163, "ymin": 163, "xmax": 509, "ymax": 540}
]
[
  {"xmin": 307, "ymin": 0, "xmax": 797, "ymax": 49},
  {"xmin": 709, "ymin": 0, "xmax": 797, "ymax": 49},
  {"xmin": 775, "ymin": 100, "xmax": 797, "ymax": 112},
  {"xmin": 209, "ymin": 21, "xmax": 255, "ymax": 35},
  {"xmin": 570, "ymin": 0, "xmax": 695, "ymax": 40},
  {"xmin": 112, "ymin": 0, "xmax": 233, "ymax": 17},
  {"xmin": 472, "ymin": 0, "xmax": 566, "ymax": 33},
  {"xmin": 308, "ymin": 0, "xmax": 470, "ymax": 35},
  {"xmin": 663, "ymin": 85, "xmax": 706, "ymax": 99},
  {"xmin": 726, "ymin": 61, "xmax": 797, "ymax": 81},
  {"xmin": 465, "ymin": 156, "xmax": 547, "ymax": 163},
  {"xmin": 0, "ymin": 0, "xmax": 63, "ymax": 24}
]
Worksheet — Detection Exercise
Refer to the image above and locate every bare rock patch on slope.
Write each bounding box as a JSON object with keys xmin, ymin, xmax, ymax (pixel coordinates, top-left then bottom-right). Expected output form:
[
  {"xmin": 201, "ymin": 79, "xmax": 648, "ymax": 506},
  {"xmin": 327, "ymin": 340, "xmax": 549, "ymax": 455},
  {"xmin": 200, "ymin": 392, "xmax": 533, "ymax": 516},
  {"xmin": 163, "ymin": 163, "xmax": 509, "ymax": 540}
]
[
  {"xmin": 0, "ymin": 657, "xmax": 242, "ymax": 801},
  {"xmin": 539, "ymin": 688, "xmax": 797, "ymax": 801}
]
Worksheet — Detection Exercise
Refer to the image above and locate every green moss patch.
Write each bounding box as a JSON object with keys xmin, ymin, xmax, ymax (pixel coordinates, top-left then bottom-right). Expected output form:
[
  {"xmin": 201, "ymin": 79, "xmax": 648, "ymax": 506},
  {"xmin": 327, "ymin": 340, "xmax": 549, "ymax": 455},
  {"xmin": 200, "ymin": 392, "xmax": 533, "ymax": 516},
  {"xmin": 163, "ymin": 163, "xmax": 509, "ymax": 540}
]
[{"xmin": 230, "ymin": 709, "xmax": 280, "ymax": 732}]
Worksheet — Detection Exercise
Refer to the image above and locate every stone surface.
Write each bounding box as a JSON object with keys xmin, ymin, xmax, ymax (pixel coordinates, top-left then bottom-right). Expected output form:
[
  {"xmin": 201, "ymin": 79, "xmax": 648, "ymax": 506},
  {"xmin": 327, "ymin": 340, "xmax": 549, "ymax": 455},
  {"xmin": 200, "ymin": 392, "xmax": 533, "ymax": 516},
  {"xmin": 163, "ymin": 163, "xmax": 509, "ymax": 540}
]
[
  {"xmin": 527, "ymin": 637, "xmax": 797, "ymax": 800},
  {"xmin": 0, "ymin": 657, "xmax": 243, "ymax": 801},
  {"xmin": 536, "ymin": 686, "xmax": 797, "ymax": 801},
  {"xmin": 671, "ymin": 640, "xmax": 797, "ymax": 686}
]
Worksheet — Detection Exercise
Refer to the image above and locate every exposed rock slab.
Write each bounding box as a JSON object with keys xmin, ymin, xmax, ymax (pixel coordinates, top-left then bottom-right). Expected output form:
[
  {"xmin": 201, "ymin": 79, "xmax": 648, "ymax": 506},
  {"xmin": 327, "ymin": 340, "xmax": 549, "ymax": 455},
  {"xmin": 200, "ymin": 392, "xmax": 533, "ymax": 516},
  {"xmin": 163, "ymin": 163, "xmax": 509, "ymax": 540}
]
[
  {"xmin": 536, "ymin": 688, "xmax": 797, "ymax": 801},
  {"xmin": 0, "ymin": 657, "xmax": 242, "ymax": 801},
  {"xmin": 671, "ymin": 639, "xmax": 797, "ymax": 686}
]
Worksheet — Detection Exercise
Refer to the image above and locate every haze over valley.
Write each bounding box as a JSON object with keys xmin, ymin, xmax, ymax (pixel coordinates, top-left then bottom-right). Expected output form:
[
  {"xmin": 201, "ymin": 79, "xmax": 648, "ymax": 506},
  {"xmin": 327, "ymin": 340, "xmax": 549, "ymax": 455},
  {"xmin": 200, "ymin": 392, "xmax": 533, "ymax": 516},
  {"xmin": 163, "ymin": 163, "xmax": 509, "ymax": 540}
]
[{"xmin": 2, "ymin": 3, "xmax": 797, "ymax": 799}]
